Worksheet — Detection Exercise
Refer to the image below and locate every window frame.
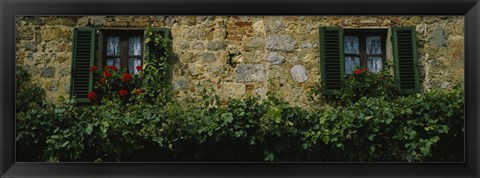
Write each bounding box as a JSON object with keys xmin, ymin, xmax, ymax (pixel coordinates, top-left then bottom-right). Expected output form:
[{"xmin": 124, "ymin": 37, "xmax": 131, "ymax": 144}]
[
  {"xmin": 320, "ymin": 26, "xmax": 419, "ymax": 95},
  {"xmin": 102, "ymin": 30, "xmax": 145, "ymax": 71},
  {"xmin": 344, "ymin": 29, "xmax": 387, "ymax": 73}
]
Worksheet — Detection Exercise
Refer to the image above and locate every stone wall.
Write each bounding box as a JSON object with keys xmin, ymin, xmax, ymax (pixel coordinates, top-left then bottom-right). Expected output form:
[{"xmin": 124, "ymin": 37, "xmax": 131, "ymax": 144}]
[{"xmin": 16, "ymin": 16, "xmax": 464, "ymax": 107}]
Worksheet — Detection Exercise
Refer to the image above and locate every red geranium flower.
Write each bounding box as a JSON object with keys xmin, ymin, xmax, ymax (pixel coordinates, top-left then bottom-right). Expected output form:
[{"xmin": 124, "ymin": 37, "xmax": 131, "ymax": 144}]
[
  {"xmin": 87, "ymin": 91, "xmax": 96, "ymax": 101},
  {"xmin": 136, "ymin": 65, "xmax": 142, "ymax": 71},
  {"xmin": 110, "ymin": 65, "xmax": 118, "ymax": 71},
  {"xmin": 354, "ymin": 69, "xmax": 362, "ymax": 75},
  {"xmin": 134, "ymin": 88, "xmax": 142, "ymax": 95},
  {"xmin": 103, "ymin": 71, "xmax": 111, "ymax": 78},
  {"xmin": 89, "ymin": 65, "xmax": 98, "ymax": 72},
  {"xmin": 121, "ymin": 72, "xmax": 132, "ymax": 82},
  {"xmin": 104, "ymin": 66, "xmax": 110, "ymax": 71},
  {"xmin": 119, "ymin": 89, "xmax": 129, "ymax": 97}
]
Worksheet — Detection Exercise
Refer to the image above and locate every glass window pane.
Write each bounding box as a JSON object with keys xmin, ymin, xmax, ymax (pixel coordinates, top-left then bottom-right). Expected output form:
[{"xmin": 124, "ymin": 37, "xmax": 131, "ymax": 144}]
[
  {"xmin": 106, "ymin": 36, "xmax": 120, "ymax": 56},
  {"xmin": 367, "ymin": 57, "xmax": 383, "ymax": 73},
  {"xmin": 129, "ymin": 36, "xmax": 142, "ymax": 56},
  {"xmin": 344, "ymin": 36, "xmax": 359, "ymax": 54},
  {"xmin": 106, "ymin": 58, "xmax": 120, "ymax": 68},
  {"xmin": 128, "ymin": 58, "xmax": 142, "ymax": 74},
  {"xmin": 345, "ymin": 56, "xmax": 360, "ymax": 74},
  {"xmin": 366, "ymin": 36, "xmax": 382, "ymax": 55}
]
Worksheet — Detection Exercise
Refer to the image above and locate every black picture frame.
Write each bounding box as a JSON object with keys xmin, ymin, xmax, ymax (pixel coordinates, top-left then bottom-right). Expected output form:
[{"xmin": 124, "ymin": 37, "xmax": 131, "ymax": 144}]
[{"xmin": 1, "ymin": 0, "xmax": 479, "ymax": 177}]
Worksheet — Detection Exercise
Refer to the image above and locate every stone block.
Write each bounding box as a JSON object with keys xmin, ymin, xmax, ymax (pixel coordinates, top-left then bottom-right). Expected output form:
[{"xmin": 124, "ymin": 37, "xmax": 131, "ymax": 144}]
[
  {"xmin": 202, "ymin": 52, "xmax": 217, "ymax": 62},
  {"xmin": 40, "ymin": 66, "xmax": 56, "ymax": 78},
  {"xmin": 267, "ymin": 52, "xmax": 285, "ymax": 65},
  {"xmin": 265, "ymin": 35, "xmax": 297, "ymax": 52},
  {"xmin": 291, "ymin": 65, "xmax": 308, "ymax": 83},
  {"xmin": 236, "ymin": 64, "xmax": 265, "ymax": 83},
  {"xmin": 207, "ymin": 41, "xmax": 227, "ymax": 51}
]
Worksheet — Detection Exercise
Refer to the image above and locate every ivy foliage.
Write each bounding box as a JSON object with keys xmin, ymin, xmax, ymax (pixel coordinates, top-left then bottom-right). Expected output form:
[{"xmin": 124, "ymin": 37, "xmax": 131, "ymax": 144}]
[{"xmin": 16, "ymin": 33, "xmax": 464, "ymax": 162}]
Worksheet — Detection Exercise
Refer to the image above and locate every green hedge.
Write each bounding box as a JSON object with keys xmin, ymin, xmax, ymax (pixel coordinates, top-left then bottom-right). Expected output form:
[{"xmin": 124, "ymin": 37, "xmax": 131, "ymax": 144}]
[{"xmin": 17, "ymin": 65, "xmax": 464, "ymax": 162}]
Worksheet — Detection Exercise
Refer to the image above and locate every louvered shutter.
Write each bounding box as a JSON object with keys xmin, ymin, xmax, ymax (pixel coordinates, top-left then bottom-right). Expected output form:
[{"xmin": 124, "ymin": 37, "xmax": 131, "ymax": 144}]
[
  {"xmin": 392, "ymin": 27, "xmax": 420, "ymax": 94},
  {"xmin": 144, "ymin": 28, "xmax": 170, "ymax": 60},
  {"xmin": 71, "ymin": 27, "xmax": 95, "ymax": 103},
  {"xmin": 320, "ymin": 27, "xmax": 345, "ymax": 95}
]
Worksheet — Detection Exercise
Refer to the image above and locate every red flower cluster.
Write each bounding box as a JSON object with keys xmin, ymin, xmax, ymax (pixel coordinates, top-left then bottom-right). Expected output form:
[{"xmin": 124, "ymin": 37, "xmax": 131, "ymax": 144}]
[
  {"xmin": 354, "ymin": 69, "xmax": 362, "ymax": 75},
  {"xmin": 89, "ymin": 65, "xmax": 98, "ymax": 72},
  {"xmin": 110, "ymin": 65, "xmax": 118, "ymax": 71},
  {"xmin": 354, "ymin": 68, "xmax": 369, "ymax": 75},
  {"xmin": 136, "ymin": 65, "xmax": 142, "ymax": 71},
  {"xmin": 87, "ymin": 91, "xmax": 96, "ymax": 101},
  {"xmin": 121, "ymin": 72, "xmax": 132, "ymax": 82},
  {"xmin": 103, "ymin": 71, "xmax": 111, "ymax": 78},
  {"xmin": 119, "ymin": 89, "xmax": 129, "ymax": 97}
]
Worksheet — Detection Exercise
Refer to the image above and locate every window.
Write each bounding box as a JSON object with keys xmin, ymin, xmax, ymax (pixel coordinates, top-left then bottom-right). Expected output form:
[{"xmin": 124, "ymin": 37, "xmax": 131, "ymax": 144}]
[
  {"xmin": 320, "ymin": 27, "xmax": 419, "ymax": 95},
  {"xmin": 344, "ymin": 30, "xmax": 387, "ymax": 74},
  {"xmin": 70, "ymin": 27, "xmax": 170, "ymax": 103},
  {"xmin": 104, "ymin": 31, "xmax": 144, "ymax": 74}
]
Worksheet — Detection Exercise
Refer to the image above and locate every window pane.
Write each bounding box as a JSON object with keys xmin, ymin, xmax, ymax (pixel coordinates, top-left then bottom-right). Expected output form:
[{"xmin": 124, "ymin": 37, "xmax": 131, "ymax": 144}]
[
  {"xmin": 128, "ymin": 58, "xmax": 142, "ymax": 74},
  {"xmin": 129, "ymin": 36, "xmax": 142, "ymax": 56},
  {"xmin": 367, "ymin": 57, "xmax": 383, "ymax": 73},
  {"xmin": 106, "ymin": 58, "xmax": 120, "ymax": 68},
  {"xmin": 345, "ymin": 56, "xmax": 360, "ymax": 74},
  {"xmin": 344, "ymin": 36, "xmax": 359, "ymax": 54},
  {"xmin": 366, "ymin": 36, "xmax": 382, "ymax": 55},
  {"xmin": 106, "ymin": 36, "xmax": 120, "ymax": 56}
]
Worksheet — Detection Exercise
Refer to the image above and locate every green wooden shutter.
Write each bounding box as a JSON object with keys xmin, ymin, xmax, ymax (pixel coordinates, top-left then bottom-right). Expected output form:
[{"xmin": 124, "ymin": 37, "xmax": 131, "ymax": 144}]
[
  {"xmin": 144, "ymin": 28, "xmax": 170, "ymax": 61},
  {"xmin": 392, "ymin": 27, "xmax": 420, "ymax": 94},
  {"xmin": 71, "ymin": 27, "xmax": 95, "ymax": 103},
  {"xmin": 320, "ymin": 27, "xmax": 345, "ymax": 95}
]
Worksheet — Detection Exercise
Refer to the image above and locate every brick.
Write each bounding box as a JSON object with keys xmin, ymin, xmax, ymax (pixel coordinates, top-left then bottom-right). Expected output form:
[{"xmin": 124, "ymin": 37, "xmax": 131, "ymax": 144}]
[
  {"xmin": 245, "ymin": 83, "xmax": 255, "ymax": 93},
  {"xmin": 17, "ymin": 51, "xmax": 25, "ymax": 65},
  {"xmin": 235, "ymin": 21, "xmax": 252, "ymax": 27},
  {"xmin": 128, "ymin": 21, "xmax": 150, "ymax": 27},
  {"xmin": 227, "ymin": 30, "xmax": 237, "ymax": 35},
  {"xmin": 106, "ymin": 22, "xmax": 128, "ymax": 27},
  {"xmin": 227, "ymin": 35, "xmax": 243, "ymax": 41},
  {"xmin": 227, "ymin": 25, "xmax": 236, "ymax": 31}
]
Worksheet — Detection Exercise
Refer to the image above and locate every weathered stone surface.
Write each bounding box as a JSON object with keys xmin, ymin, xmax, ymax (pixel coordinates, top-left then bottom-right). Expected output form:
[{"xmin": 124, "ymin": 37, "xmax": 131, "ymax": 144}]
[
  {"xmin": 188, "ymin": 63, "xmax": 204, "ymax": 76},
  {"xmin": 173, "ymin": 80, "xmax": 188, "ymax": 90},
  {"xmin": 40, "ymin": 66, "xmax": 56, "ymax": 78},
  {"xmin": 267, "ymin": 52, "xmax": 285, "ymax": 65},
  {"xmin": 179, "ymin": 43, "xmax": 191, "ymax": 51},
  {"xmin": 221, "ymin": 82, "xmax": 246, "ymax": 98},
  {"xmin": 265, "ymin": 35, "xmax": 297, "ymax": 52},
  {"xmin": 236, "ymin": 64, "xmax": 265, "ymax": 83},
  {"xmin": 16, "ymin": 16, "xmax": 465, "ymax": 107},
  {"xmin": 90, "ymin": 16, "xmax": 107, "ymax": 27},
  {"xmin": 46, "ymin": 17, "xmax": 77, "ymax": 26},
  {"xmin": 17, "ymin": 28, "xmax": 34, "ymax": 40},
  {"xmin": 253, "ymin": 88, "xmax": 267, "ymax": 98},
  {"xmin": 22, "ymin": 41, "xmax": 37, "ymax": 51},
  {"xmin": 432, "ymin": 28, "xmax": 449, "ymax": 47},
  {"xmin": 41, "ymin": 28, "xmax": 70, "ymax": 41},
  {"xmin": 301, "ymin": 42, "xmax": 317, "ymax": 49},
  {"xmin": 291, "ymin": 65, "xmax": 308, "ymax": 83},
  {"xmin": 207, "ymin": 41, "xmax": 227, "ymax": 51},
  {"xmin": 191, "ymin": 42, "xmax": 205, "ymax": 50},
  {"xmin": 165, "ymin": 16, "xmax": 176, "ymax": 26},
  {"xmin": 266, "ymin": 19, "xmax": 286, "ymax": 33},
  {"xmin": 77, "ymin": 17, "xmax": 90, "ymax": 26},
  {"xmin": 202, "ymin": 52, "xmax": 216, "ymax": 62},
  {"xmin": 245, "ymin": 37, "xmax": 265, "ymax": 50}
]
